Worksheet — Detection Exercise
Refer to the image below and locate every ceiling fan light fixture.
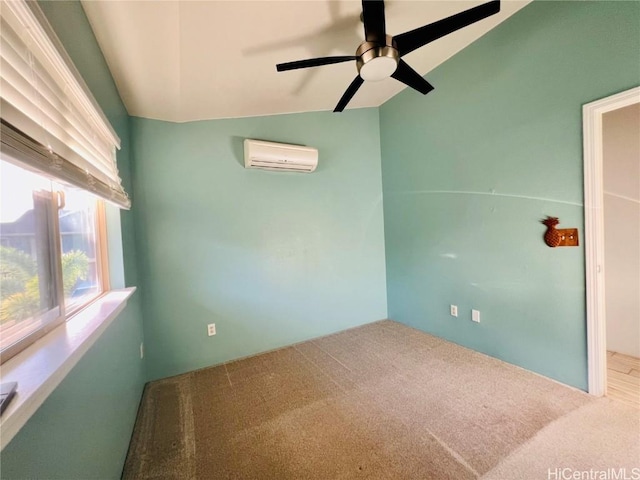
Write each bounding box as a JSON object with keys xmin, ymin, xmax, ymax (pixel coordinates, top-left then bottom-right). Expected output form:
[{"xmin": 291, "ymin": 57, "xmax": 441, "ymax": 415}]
[
  {"xmin": 359, "ymin": 54, "xmax": 398, "ymax": 82},
  {"xmin": 356, "ymin": 37, "xmax": 399, "ymax": 82}
]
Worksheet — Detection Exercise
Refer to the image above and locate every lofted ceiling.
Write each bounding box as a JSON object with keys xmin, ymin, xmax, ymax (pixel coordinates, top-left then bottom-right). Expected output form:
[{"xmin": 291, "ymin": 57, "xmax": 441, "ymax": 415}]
[{"xmin": 81, "ymin": 1, "xmax": 530, "ymax": 123}]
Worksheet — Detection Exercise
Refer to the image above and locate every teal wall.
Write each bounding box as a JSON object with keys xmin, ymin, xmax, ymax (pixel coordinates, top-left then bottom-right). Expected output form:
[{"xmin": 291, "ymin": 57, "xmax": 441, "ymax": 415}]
[
  {"xmin": 1, "ymin": 2, "xmax": 146, "ymax": 478},
  {"xmin": 131, "ymin": 110, "xmax": 388, "ymax": 380},
  {"xmin": 379, "ymin": 0, "xmax": 640, "ymax": 390},
  {"xmin": 0, "ymin": 303, "xmax": 145, "ymax": 479}
]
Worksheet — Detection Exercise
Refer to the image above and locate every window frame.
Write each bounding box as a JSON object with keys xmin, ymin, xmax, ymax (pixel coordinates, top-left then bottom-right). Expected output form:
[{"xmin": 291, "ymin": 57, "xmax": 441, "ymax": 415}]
[
  {"xmin": 0, "ymin": 174, "xmax": 110, "ymax": 364},
  {"xmin": 59, "ymin": 196, "xmax": 110, "ymax": 319}
]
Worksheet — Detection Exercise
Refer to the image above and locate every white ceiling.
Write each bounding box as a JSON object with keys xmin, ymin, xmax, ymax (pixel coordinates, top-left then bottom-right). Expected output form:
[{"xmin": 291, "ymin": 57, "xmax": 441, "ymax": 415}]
[{"xmin": 81, "ymin": 1, "xmax": 530, "ymax": 123}]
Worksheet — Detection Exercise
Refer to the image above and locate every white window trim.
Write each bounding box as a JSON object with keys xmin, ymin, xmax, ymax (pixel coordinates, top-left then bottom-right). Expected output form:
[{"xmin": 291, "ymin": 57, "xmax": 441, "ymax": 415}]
[{"xmin": 0, "ymin": 287, "xmax": 136, "ymax": 450}]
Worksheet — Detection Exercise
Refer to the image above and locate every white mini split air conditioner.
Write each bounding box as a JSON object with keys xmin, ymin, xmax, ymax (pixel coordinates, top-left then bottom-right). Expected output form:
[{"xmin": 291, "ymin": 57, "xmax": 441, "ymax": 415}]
[{"xmin": 244, "ymin": 139, "xmax": 318, "ymax": 173}]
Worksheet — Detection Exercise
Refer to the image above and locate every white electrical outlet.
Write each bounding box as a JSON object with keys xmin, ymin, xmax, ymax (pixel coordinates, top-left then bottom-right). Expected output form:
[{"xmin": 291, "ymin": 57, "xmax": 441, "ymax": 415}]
[
  {"xmin": 207, "ymin": 323, "xmax": 216, "ymax": 336},
  {"xmin": 450, "ymin": 305, "xmax": 458, "ymax": 317},
  {"xmin": 140, "ymin": 342, "xmax": 144, "ymax": 359},
  {"xmin": 472, "ymin": 310, "xmax": 481, "ymax": 323}
]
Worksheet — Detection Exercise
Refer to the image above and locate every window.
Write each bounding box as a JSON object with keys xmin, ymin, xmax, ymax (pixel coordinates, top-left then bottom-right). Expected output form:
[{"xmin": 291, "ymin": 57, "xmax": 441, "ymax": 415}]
[
  {"xmin": 0, "ymin": 0, "xmax": 130, "ymax": 364},
  {"xmin": 0, "ymin": 159, "xmax": 107, "ymax": 362}
]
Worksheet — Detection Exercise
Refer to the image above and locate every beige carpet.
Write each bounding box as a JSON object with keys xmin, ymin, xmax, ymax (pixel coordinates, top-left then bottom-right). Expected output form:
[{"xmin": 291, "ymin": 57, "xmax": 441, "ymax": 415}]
[
  {"xmin": 123, "ymin": 320, "xmax": 640, "ymax": 479},
  {"xmin": 482, "ymin": 398, "xmax": 640, "ymax": 479}
]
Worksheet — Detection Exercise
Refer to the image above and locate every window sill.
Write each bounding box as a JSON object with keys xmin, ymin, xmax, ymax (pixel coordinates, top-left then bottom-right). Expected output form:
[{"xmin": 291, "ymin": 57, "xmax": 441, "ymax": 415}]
[{"xmin": 0, "ymin": 287, "xmax": 136, "ymax": 450}]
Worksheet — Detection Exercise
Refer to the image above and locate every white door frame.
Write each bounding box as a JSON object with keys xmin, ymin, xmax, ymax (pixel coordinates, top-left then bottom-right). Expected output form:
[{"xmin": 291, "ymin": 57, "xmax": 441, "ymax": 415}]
[{"xmin": 583, "ymin": 86, "xmax": 640, "ymax": 396}]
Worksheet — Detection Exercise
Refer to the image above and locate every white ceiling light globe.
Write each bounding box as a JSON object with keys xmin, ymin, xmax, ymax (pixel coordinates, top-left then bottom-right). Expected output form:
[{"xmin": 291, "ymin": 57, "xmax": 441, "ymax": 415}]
[{"xmin": 359, "ymin": 56, "xmax": 398, "ymax": 82}]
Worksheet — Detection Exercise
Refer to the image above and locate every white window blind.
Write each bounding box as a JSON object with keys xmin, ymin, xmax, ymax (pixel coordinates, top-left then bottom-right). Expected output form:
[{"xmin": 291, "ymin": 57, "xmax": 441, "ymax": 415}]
[{"xmin": 0, "ymin": 0, "xmax": 130, "ymax": 209}]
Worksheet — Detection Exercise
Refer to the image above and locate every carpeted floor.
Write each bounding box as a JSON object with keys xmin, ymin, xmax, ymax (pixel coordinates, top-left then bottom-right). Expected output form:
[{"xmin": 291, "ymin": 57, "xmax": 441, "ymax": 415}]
[{"xmin": 123, "ymin": 320, "xmax": 640, "ymax": 479}]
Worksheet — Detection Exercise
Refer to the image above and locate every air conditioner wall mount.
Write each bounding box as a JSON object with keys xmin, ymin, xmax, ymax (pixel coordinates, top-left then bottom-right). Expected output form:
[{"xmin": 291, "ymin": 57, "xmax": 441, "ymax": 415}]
[{"xmin": 244, "ymin": 139, "xmax": 318, "ymax": 173}]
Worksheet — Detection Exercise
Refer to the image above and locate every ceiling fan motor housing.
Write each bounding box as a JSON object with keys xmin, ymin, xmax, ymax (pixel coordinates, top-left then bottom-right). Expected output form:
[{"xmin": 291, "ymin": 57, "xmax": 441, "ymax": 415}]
[{"xmin": 356, "ymin": 35, "xmax": 399, "ymax": 82}]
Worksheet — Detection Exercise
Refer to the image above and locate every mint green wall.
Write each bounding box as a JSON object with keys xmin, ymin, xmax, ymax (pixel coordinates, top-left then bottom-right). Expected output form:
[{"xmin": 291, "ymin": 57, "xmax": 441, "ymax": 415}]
[
  {"xmin": 379, "ymin": 0, "xmax": 640, "ymax": 390},
  {"xmin": 0, "ymin": 302, "xmax": 145, "ymax": 479},
  {"xmin": 1, "ymin": 2, "xmax": 146, "ymax": 478},
  {"xmin": 131, "ymin": 109, "xmax": 388, "ymax": 380}
]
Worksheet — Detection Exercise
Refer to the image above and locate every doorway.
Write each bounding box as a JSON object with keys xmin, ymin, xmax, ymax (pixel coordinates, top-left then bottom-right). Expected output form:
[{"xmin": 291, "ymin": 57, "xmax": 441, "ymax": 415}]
[{"xmin": 583, "ymin": 86, "xmax": 640, "ymax": 401}]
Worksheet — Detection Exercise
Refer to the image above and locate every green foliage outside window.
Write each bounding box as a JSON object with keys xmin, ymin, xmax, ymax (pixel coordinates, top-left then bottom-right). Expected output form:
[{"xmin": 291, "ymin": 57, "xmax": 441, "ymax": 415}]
[{"xmin": 0, "ymin": 246, "xmax": 89, "ymax": 323}]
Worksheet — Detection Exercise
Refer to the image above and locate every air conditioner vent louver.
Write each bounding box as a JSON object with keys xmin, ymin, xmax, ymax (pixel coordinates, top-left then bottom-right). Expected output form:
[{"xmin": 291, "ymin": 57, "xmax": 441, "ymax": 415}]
[{"xmin": 244, "ymin": 139, "xmax": 318, "ymax": 173}]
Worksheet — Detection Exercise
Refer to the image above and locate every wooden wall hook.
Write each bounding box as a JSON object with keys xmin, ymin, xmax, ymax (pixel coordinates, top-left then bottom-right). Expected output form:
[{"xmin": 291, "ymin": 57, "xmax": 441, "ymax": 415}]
[{"xmin": 541, "ymin": 216, "xmax": 579, "ymax": 247}]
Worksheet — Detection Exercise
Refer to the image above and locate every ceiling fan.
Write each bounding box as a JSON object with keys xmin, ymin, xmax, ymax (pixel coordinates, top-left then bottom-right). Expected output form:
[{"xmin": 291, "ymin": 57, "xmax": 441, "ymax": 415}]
[{"xmin": 276, "ymin": 0, "xmax": 501, "ymax": 112}]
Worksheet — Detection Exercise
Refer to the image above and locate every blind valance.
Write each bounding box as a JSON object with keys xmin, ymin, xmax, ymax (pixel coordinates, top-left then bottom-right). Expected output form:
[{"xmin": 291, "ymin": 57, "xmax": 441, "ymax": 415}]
[{"xmin": 0, "ymin": 0, "xmax": 130, "ymax": 209}]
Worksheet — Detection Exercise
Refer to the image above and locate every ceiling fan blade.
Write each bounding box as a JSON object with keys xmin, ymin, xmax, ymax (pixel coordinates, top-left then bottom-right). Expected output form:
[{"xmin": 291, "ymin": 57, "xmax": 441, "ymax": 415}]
[
  {"xmin": 391, "ymin": 60, "xmax": 434, "ymax": 95},
  {"xmin": 334, "ymin": 76, "xmax": 364, "ymax": 112},
  {"xmin": 361, "ymin": 0, "xmax": 386, "ymax": 44},
  {"xmin": 276, "ymin": 56, "xmax": 356, "ymax": 72},
  {"xmin": 393, "ymin": 0, "xmax": 500, "ymax": 57}
]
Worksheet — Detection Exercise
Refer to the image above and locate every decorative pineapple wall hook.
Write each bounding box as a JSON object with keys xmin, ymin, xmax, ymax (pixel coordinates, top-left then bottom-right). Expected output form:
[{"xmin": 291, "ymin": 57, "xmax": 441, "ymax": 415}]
[
  {"xmin": 541, "ymin": 216, "xmax": 579, "ymax": 247},
  {"xmin": 542, "ymin": 216, "xmax": 561, "ymax": 247}
]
